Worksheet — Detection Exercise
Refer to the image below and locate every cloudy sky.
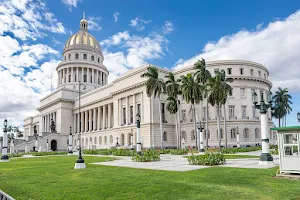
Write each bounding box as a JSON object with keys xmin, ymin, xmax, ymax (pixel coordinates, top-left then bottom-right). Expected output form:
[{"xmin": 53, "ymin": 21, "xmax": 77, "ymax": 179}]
[{"xmin": 1, "ymin": 0, "xmax": 300, "ymax": 135}]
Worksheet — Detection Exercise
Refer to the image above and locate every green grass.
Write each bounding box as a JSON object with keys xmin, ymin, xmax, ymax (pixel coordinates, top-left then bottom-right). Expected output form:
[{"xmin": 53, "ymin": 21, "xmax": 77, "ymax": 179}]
[
  {"xmin": 224, "ymin": 154, "xmax": 260, "ymax": 159},
  {"xmin": 0, "ymin": 156, "xmax": 299, "ymax": 200}
]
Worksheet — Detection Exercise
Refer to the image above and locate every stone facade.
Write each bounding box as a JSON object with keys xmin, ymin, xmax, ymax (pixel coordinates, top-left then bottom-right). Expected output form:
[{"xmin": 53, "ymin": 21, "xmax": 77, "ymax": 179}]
[{"xmin": 18, "ymin": 18, "xmax": 275, "ymax": 152}]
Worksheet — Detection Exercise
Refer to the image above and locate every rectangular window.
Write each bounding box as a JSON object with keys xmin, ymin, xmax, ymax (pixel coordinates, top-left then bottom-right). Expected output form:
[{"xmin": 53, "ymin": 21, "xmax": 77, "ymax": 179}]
[
  {"xmin": 241, "ymin": 105, "xmax": 247, "ymax": 118},
  {"xmin": 130, "ymin": 106, "xmax": 133, "ymax": 123},
  {"xmin": 123, "ymin": 108, "xmax": 126, "ymax": 125},
  {"xmin": 229, "ymin": 105, "xmax": 235, "ymax": 117},
  {"xmin": 258, "ymin": 71, "xmax": 261, "ymax": 77},
  {"xmin": 227, "ymin": 68, "xmax": 232, "ymax": 75},
  {"xmin": 102, "ymin": 73, "xmax": 104, "ymax": 84},
  {"xmin": 264, "ymin": 73, "xmax": 266, "ymax": 79},
  {"xmin": 161, "ymin": 103, "xmax": 165, "ymax": 123},
  {"xmin": 250, "ymin": 69, "xmax": 254, "ymax": 76},
  {"xmin": 75, "ymin": 75, "xmax": 76, "ymax": 82},
  {"xmin": 181, "ymin": 109, "xmax": 186, "ymax": 122},
  {"xmin": 84, "ymin": 75, "xmax": 87, "ymax": 82},
  {"xmin": 69, "ymin": 75, "xmax": 71, "ymax": 82},
  {"xmin": 137, "ymin": 104, "xmax": 141, "ymax": 116},
  {"xmin": 91, "ymin": 76, "xmax": 92, "ymax": 83},
  {"xmin": 240, "ymin": 68, "xmax": 244, "ymax": 75},
  {"xmin": 240, "ymin": 88, "xmax": 245, "ymax": 97},
  {"xmin": 229, "ymin": 88, "xmax": 233, "ymax": 96},
  {"xmin": 214, "ymin": 68, "xmax": 219, "ymax": 74}
]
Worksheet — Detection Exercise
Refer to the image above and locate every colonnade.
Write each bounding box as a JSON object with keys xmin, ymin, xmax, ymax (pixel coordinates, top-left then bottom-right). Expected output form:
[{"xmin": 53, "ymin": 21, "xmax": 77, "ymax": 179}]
[
  {"xmin": 42, "ymin": 112, "xmax": 56, "ymax": 132},
  {"xmin": 58, "ymin": 67, "xmax": 108, "ymax": 85}
]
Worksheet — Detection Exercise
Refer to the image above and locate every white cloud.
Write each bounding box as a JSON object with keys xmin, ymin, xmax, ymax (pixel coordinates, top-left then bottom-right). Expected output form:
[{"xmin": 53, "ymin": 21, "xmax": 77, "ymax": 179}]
[
  {"xmin": 87, "ymin": 16, "xmax": 102, "ymax": 31},
  {"xmin": 100, "ymin": 31, "xmax": 131, "ymax": 46},
  {"xmin": 61, "ymin": 0, "xmax": 81, "ymax": 11},
  {"xmin": 174, "ymin": 10, "xmax": 300, "ymax": 92},
  {"xmin": 129, "ymin": 17, "xmax": 151, "ymax": 31},
  {"xmin": 0, "ymin": 0, "xmax": 66, "ymax": 41},
  {"xmin": 162, "ymin": 21, "xmax": 174, "ymax": 34},
  {"xmin": 113, "ymin": 12, "xmax": 119, "ymax": 22}
]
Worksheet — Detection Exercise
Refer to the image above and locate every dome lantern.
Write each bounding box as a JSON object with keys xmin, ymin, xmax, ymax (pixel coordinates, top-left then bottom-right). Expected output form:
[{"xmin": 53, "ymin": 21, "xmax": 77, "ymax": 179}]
[{"xmin": 80, "ymin": 12, "xmax": 88, "ymax": 31}]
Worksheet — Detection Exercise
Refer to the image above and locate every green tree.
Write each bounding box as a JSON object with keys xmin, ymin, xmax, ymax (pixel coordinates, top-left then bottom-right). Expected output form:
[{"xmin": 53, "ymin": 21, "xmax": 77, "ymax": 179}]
[
  {"xmin": 141, "ymin": 66, "xmax": 166, "ymax": 149},
  {"xmin": 194, "ymin": 59, "xmax": 211, "ymax": 148},
  {"xmin": 272, "ymin": 87, "xmax": 292, "ymax": 127},
  {"xmin": 181, "ymin": 73, "xmax": 203, "ymax": 147},
  {"xmin": 206, "ymin": 70, "xmax": 232, "ymax": 150},
  {"xmin": 165, "ymin": 72, "xmax": 182, "ymax": 149}
]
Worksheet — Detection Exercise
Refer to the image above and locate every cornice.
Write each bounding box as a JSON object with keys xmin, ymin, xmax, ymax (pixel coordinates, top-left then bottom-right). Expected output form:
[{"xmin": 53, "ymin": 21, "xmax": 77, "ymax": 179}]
[
  {"xmin": 37, "ymin": 98, "xmax": 74, "ymax": 111},
  {"xmin": 56, "ymin": 61, "xmax": 109, "ymax": 74}
]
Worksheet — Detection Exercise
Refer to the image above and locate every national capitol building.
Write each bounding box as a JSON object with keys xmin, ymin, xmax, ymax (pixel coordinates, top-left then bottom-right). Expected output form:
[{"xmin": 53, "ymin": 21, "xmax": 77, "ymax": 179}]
[{"xmin": 17, "ymin": 17, "xmax": 275, "ymax": 151}]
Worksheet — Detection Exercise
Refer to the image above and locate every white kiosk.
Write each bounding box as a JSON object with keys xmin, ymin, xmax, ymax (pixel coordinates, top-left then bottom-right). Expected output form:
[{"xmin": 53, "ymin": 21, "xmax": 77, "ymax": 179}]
[{"xmin": 271, "ymin": 126, "xmax": 300, "ymax": 175}]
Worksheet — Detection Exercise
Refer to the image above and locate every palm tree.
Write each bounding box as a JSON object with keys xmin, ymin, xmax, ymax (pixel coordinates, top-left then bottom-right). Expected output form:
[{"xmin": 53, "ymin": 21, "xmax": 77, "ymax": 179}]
[
  {"xmin": 181, "ymin": 73, "xmax": 203, "ymax": 148},
  {"xmin": 272, "ymin": 87, "xmax": 292, "ymax": 127},
  {"xmin": 194, "ymin": 59, "xmax": 211, "ymax": 148},
  {"xmin": 165, "ymin": 72, "xmax": 181, "ymax": 149},
  {"xmin": 141, "ymin": 66, "xmax": 166, "ymax": 149},
  {"xmin": 166, "ymin": 96, "xmax": 180, "ymax": 147},
  {"xmin": 206, "ymin": 70, "xmax": 232, "ymax": 150}
]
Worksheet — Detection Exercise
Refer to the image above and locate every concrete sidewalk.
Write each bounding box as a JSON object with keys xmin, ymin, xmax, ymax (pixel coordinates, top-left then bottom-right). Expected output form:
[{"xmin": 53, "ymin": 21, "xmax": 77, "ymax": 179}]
[{"xmin": 91, "ymin": 154, "xmax": 279, "ymax": 172}]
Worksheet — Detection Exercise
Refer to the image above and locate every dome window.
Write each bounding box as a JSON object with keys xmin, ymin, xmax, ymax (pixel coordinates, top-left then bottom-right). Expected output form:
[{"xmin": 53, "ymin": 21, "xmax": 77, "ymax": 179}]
[
  {"xmin": 83, "ymin": 54, "xmax": 87, "ymax": 59},
  {"xmin": 64, "ymin": 56, "xmax": 66, "ymax": 60},
  {"xmin": 68, "ymin": 54, "xmax": 71, "ymax": 60},
  {"xmin": 75, "ymin": 53, "xmax": 79, "ymax": 59},
  {"xmin": 91, "ymin": 55, "xmax": 94, "ymax": 61},
  {"xmin": 98, "ymin": 58, "xmax": 100, "ymax": 63}
]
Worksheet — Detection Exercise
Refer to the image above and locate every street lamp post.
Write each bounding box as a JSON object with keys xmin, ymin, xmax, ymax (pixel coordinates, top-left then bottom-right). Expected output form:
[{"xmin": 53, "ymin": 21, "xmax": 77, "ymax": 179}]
[
  {"xmin": 116, "ymin": 137, "xmax": 119, "ymax": 147},
  {"xmin": 252, "ymin": 90, "xmax": 273, "ymax": 165},
  {"xmin": 136, "ymin": 114, "xmax": 141, "ymax": 155},
  {"xmin": 74, "ymin": 81, "xmax": 86, "ymax": 169},
  {"xmin": 236, "ymin": 127, "xmax": 240, "ymax": 147},
  {"xmin": 1, "ymin": 119, "xmax": 9, "ymax": 162},
  {"xmin": 46, "ymin": 139, "xmax": 49, "ymax": 152},
  {"xmin": 197, "ymin": 121, "xmax": 205, "ymax": 153},
  {"xmin": 35, "ymin": 134, "xmax": 38, "ymax": 152},
  {"xmin": 68, "ymin": 126, "xmax": 73, "ymax": 155}
]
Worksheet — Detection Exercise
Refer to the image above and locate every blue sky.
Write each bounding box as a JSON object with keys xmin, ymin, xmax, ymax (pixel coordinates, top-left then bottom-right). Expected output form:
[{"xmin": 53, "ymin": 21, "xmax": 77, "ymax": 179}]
[{"xmin": 0, "ymin": 0, "xmax": 300, "ymax": 133}]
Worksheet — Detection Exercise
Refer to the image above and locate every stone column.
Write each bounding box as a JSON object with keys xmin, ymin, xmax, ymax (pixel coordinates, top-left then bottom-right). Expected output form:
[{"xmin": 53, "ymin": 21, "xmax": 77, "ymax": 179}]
[
  {"xmin": 141, "ymin": 92, "xmax": 143, "ymax": 122},
  {"xmin": 103, "ymin": 105, "xmax": 106, "ymax": 129},
  {"xmin": 71, "ymin": 67, "xmax": 73, "ymax": 82},
  {"xmin": 98, "ymin": 107, "xmax": 101, "ymax": 130},
  {"xmin": 96, "ymin": 70, "xmax": 99, "ymax": 85},
  {"xmin": 126, "ymin": 96, "xmax": 129, "ymax": 125},
  {"xmin": 57, "ymin": 70, "xmax": 60, "ymax": 85},
  {"xmin": 73, "ymin": 114, "xmax": 76, "ymax": 133},
  {"xmin": 133, "ymin": 94, "xmax": 136, "ymax": 123},
  {"xmin": 87, "ymin": 68, "xmax": 90, "ymax": 83},
  {"xmin": 93, "ymin": 108, "xmax": 96, "ymax": 131},
  {"xmin": 108, "ymin": 103, "xmax": 111, "ymax": 128},
  {"xmin": 66, "ymin": 68, "xmax": 69, "ymax": 83},
  {"xmin": 118, "ymin": 99, "xmax": 122, "ymax": 126},
  {"xmin": 89, "ymin": 110, "xmax": 92, "ymax": 132},
  {"xmin": 61, "ymin": 70, "xmax": 63, "ymax": 84},
  {"xmin": 92, "ymin": 69, "xmax": 94, "ymax": 84},
  {"xmin": 80, "ymin": 113, "xmax": 84, "ymax": 133},
  {"xmin": 45, "ymin": 115, "xmax": 48, "ymax": 132},
  {"xmin": 100, "ymin": 71, "xmax": 102, "ymax": 85},
  {"xmin": 82, "ymin": 67, "xmax": 84, "ymax": 82},
  {"xmin": 76, "ymin": 67, "xmax": 79, "ymax": 82},
  {"xmin": 77, "ymin": 114, "xmax": 80, "ymax": 133},
  {"xmin": 85, "ymin": 111, "xmax": 88, "ymax": 132}
]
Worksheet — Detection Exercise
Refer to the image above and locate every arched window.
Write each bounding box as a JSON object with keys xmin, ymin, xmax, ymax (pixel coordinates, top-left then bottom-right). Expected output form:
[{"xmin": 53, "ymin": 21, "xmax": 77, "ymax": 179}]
[
  {"xmin": 110, "ymin": 135, "xmax": 113, "ymax": 143},
  {"xmin": 191, "ymin": 130, "xmax": 195, "ymax": 140},
  {"xmin": 91, "ymin": 55, "xmax": 94, "ymax": 61},
  {"xmin": 99, "ymin": 136, "xmax": 102, "ymax": 145},
  {"xmin": 104, "ymin": 136, "xmax": 107, "ymax": 144},
  {"xmin": 75, "ymin": 53, "xmax": 79, "ymax": 59},
  {"xmin": 68, "ymin": 54, "xmax": 71, "ymax": 60},
  {"xmin": 94, "ymin": 137, "xmax": 97, "ymax": 144},
  {"xmin": 98, "ymin": 57, "xmax": 100, "ymax": 63},
  {"xmin": 181, "ymin": 131, "xmax": 187, "ymax": 141},
  {"xmin": 243, "ymin": 128, "xmax": 249, "ymax": 139},
  {"xmin": 128, "ymin": 133, "xmax": 133, "ymax": 145},
  {"xmin": 163, "ymin": 131, "xmax": 167, "ymax": 141},
  {"xmin": 255, "ymin": 128, "xmax": 260, "ymax": 138},
  {"xmin": 231, "ymin": 128, "xmax": 236, "ymax": 139},
  {"xmin": 83, "ymin": 54, "xmax": 87, "ymax": 59},
  {"xmin": 64, "ymin": 56, "xmax": 66, "ymax": 60}
]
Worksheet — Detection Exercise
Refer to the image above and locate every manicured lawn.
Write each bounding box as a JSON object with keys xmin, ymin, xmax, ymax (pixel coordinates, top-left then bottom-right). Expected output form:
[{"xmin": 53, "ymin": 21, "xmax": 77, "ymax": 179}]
[
  {"xmin": 0, "ymin": 156, "xmax": 300, "ymax": 200},
  {"xmin": 224, "ymin": 154, "xmax": 260, "ymax": 159}
]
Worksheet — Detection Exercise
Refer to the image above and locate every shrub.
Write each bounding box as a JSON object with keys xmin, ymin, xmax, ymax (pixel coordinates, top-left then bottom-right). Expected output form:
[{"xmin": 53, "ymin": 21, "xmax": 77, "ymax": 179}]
[
  {"xmin": 112, "ymin": 149, "xmax": 135, "ymax": 156},
  {"xmin": 132, "ymin": 149, "xmax": 160, "ymax": 162},
  {"xmin": 31, "ymin": 151, "xmax": 68, "ymax": 156},
  {"xmin": 7, "ymin": 153, "xmax": 23, "ymax": 158},
  {"xmin": 220, "ymin": 146, "xmax": 261, "ymax": 154},
  {"xmin": 169, "ymin": 149, "xmax": 189, "ymax": 155},
  {"xmin": 187, "ymin": 152, "xmax": 225, "ymax": 166}
]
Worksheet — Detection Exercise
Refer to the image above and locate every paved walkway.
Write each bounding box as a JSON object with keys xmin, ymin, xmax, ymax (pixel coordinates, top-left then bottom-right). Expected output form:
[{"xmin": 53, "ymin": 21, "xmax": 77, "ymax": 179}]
[{"xmin": 91, "ymin": 154, "xmax": 279, "ymax": 172}]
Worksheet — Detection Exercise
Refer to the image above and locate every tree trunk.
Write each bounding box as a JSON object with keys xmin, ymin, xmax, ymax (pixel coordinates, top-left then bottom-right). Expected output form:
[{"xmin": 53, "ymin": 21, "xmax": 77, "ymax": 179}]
[
  {"xmin": 158, "ymin": 97, "xmax": 164, "ymax": 149},
  {"xmin": 192, "ymin": 103, "xmax": 197, "ymax": 148},
  {"xmin": 177, "ymin": 101, "xmax": 181, "ymax": 149},
  {"xmin": 285, "ymin": 115, "xmax": 287, "ymax": 127},
  {"xmin": 278, "ymin": 117, "xmax": 281, "ymax": 127},
  {"xmin": 175, "ymin": 112, "xmax": 178, "ymax": 149},
  {"xmin": 217, "ymin": 105, "xmax": 221, "ymax": 150},
  {"xmin": 223, "ymin": 105, "xmax": 228, "ymax": 149},
  {"xmin": 205, "ymin": 100, "xmax": 209, "ymax": 148}
]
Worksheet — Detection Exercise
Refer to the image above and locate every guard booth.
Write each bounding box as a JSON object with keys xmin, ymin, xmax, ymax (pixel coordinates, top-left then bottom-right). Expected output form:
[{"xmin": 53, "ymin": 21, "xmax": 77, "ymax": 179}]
[{"xmin": 271, "ymin": 126, "xmax": 300, "ymax": 174}]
